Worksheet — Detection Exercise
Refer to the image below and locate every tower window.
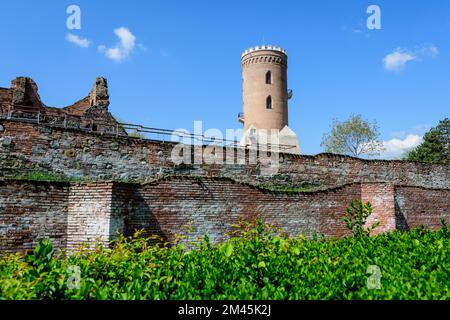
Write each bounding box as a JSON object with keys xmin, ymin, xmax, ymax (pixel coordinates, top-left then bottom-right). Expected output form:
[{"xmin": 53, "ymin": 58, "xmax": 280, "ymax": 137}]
[
  {"xmin": 266, "ymin": 96, "xmax": 272, "ymax": 109},
  {"xmin": 265, "ymin": 71, "xmax": 271, "ymax": 84}
]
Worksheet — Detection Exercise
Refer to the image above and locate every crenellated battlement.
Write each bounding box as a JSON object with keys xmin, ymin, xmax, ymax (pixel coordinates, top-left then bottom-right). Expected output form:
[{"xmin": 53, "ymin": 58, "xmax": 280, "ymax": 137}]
[
  {"xmin": 241, "ymin": 45, "xmax": 288, "ymax": 58},
  {"xmin": 241, "ymin": 46, "xmax": 288, "ymax": 67}
]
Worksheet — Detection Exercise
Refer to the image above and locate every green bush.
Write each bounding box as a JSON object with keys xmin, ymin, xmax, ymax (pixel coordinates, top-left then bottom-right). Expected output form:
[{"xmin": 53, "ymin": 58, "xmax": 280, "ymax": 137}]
[
  {"xmin": 0, "ymin": 221, "xmax": 449, "ymax": 300},
  {"xmin": 343, "ymin": 200, "xmax": 379, "ymax": 237}
]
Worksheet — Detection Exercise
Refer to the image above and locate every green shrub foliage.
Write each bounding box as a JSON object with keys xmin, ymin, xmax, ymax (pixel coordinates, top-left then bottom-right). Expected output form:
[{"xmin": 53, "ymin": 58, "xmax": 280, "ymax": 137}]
[
  {"xmin": 343, "ymin": 200, "xmax": 380, "ymax": 237},
  {"xmin": 1, "ymin": 220, "xmax": 449, "ymax": 300}
]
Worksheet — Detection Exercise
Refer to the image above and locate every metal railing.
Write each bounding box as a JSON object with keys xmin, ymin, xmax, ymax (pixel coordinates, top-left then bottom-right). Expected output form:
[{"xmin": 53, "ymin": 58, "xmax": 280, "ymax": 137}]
[{"xmin": 0, "ymin": 104, "xmax": 296, "ymax": 151}]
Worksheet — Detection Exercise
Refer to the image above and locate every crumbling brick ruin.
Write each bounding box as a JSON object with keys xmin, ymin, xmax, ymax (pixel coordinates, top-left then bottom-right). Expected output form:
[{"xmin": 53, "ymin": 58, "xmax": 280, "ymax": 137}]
[
  {"xmin": 0, "ymin": 77, "xmax": 449, "ymax": 252},
  {"xmin": 0, "ymin": 76, "xmax": 121, "ymax": 134}
]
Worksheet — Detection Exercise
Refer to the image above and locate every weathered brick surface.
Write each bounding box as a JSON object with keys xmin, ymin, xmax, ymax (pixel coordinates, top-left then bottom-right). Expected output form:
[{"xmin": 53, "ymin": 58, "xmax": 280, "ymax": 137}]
[
  {"xmin": 318, "ymin": 184, "xmax": 361, "ymax": 238},
  {"xmin": 0, "ymin": 180, "xmax": 69, "ymax": 253},
  {"xmin": 1, "ymin": 177, "xmax": 448, "ymax": 252},
  {"xmin": 362, "ymin": 183, "xmax": 396, "ymax": 235},
  {"xmin": 0, "ymin": 120, "xmax": 449, "ymax": 190},
  {"xmin": 395, "ymin": 186, "xmax": 450, "ymax": 231},
  {"xmin": 67, "ymin": 183, "xmax": 114, "ymax": 250},
  {"xmin": 131, "ymin": 176, "xmax": 339, "ymax": 243}
]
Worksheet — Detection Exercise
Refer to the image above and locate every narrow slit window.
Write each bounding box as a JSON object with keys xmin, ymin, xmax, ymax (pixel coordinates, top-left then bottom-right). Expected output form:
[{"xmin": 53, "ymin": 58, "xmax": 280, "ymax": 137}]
[
  {"xmin": 266, "ymin": 96, "xmax": 272, "ymax": 109},
  {"xmin": 265, "ymin": 71, "xmax": 271, "ymax": 84}
]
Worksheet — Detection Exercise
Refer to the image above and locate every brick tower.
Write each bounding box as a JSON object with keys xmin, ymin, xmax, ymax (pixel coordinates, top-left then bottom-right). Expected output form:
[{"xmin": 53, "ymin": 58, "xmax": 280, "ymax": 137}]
[{"xmin": 239, "ymin": 45, "xmax": 300, "ymax": 154}]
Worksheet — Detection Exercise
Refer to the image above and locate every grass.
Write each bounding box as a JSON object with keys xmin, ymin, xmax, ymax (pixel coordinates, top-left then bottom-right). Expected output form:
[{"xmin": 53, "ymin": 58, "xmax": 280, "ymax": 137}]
[
  {"xmin": 259, "ymin": 182, "xmax": 320, "ymax": 193},
  {"xmin": 10, "ymin": 171, "xmax": 86, "ymax": 183}
]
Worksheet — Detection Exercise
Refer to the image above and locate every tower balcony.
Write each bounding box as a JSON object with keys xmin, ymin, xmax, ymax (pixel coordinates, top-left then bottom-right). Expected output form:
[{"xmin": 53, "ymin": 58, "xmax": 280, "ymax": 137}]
[
  {"xmin": 287, "ymin": 89, "xmax": 293, "ymax": 100},
  {"xmin": 238, "ymin": 112, "xmax": 245, "ymax": 124}
]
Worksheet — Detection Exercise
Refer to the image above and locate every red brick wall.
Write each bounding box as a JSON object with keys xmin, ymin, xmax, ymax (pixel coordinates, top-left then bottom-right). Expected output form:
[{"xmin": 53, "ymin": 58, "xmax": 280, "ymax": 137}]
[
  {"xmin": 109, "ymin": 178, "xmax": 394, "ymax": 242},
  {"xmin": 1, "ymin": 178, "xmax": 449, "ymax": 253},
  {"xmin": 362, "ymin": 183, "xmax": 396, "ymax": 235},
  {"xmin": 130, "ymin": 176, "xmax": 355, "ymax": 243},
  {"xmin": 395, "ymin": 186, "xmax": 450, "ymax": 231},
  {"xmin": 0, "ymin": 180, "xmax": 69, "ymax": 253},
  {"xmin": 317, "ymin": 185, "xmax": 361, "ymax": 238},
  {"xmin": 67, "ymin": 183, "xmax": 114, "ymax": 250}
]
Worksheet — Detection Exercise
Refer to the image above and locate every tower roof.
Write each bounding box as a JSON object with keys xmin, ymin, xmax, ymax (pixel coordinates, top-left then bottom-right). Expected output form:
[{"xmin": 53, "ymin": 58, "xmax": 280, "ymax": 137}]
[{"xmin": 241, "ymin": 45, "xmax": 287, "ymax": 58}]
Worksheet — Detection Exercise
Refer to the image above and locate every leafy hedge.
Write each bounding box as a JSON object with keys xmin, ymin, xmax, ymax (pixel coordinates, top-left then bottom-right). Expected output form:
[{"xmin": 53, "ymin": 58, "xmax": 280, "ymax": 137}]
[{"xmin": 0, "ymin": 221, "xmax": 449, "ymax": 300}]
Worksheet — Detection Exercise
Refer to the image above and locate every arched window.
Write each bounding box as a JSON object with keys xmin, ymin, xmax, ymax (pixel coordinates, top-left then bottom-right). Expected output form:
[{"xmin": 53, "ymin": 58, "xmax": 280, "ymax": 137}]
[
  {"xmin": 266, "ymin": 95, "xmax": 272, "ymax": 109},
  {"xmin": 265, "ymin": 71, "xmax": 271, "ymax": 84}
]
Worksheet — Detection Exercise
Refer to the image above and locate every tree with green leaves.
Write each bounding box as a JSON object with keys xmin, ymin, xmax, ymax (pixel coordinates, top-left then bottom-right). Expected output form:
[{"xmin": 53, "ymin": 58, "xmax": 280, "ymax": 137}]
[
  {"xmin": 407, "ymin": 118, "xmax": 450, "ymax": 164},
  {"xmin": 321, "ymin": 114, "xmax": 384, "ymax": 157}
]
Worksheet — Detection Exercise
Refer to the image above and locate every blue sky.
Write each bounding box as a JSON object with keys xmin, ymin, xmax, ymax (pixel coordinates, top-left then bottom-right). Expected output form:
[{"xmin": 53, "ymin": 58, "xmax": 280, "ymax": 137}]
[{"xmin": 0, "ymin": 0, "xmax": 449, "ymax": 157}]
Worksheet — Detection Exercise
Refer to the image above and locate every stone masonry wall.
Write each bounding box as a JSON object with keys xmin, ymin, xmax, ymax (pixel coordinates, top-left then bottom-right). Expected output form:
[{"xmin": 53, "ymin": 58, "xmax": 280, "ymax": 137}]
[
  {"xmin": 0, "ymin": 120, "xmax": 449, "ymax": 190},
  {"xmin": 1, "ymin": 177, "xmax": 449, "ymax": 253}
]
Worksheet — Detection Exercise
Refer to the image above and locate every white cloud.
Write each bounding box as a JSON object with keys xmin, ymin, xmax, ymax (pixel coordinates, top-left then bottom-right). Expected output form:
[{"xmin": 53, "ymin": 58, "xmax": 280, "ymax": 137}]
[
  {"xmin": 383, "ymin": 44, "xmax": 439, "ymax": 72},
  {"xmin": 390, "ymin": 124, "xmax": 431, "ymax": 140},
  {"xmin": 98, "ymin": 27, "xmax": 136, "ymax": 62},
  {"xmin": 418, "ymin": 44, "xmax": 439, "ymax": 58},
  {"xmin": 65, "ymin": 33, "xmax": 91, "ymax": 48},
  {"xmin": 383, "ymin": 48, "xmax": 416, "ymax": 71},
  {"xmin": 380, "ymin": 134, "xmax": 423, "ymax": 159}
]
